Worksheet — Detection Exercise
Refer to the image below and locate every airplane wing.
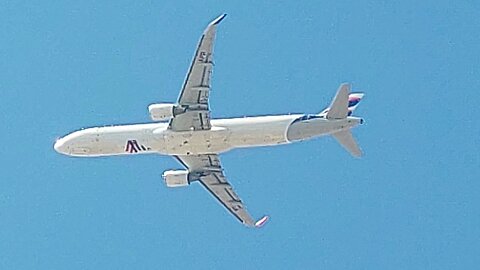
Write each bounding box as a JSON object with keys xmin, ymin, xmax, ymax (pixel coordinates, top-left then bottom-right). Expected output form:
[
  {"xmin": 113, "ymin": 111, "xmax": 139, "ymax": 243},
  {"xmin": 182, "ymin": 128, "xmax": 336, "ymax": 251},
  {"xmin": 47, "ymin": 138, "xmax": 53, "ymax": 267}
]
[
  {"xmin": 174, "ymin": 154, "xmax": 268, "ymax": 227},
  {"xmin": 169, "ymin": 14, "xmax": 226, "ymax": 131}
]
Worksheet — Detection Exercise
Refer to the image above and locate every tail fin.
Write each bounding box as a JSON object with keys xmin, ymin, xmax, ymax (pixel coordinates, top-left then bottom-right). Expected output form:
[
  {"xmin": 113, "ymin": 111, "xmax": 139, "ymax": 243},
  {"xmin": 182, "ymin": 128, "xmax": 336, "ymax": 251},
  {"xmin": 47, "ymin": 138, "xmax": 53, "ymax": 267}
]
[
  {"xmin": 325, "ymin": 83, "xmax": 363, "ymax": 157},
  {"xmin": 347, "ymin": 93, "xmax": 365, "ymax": 116},
  {"xmin": 332, "ymin": 130, "xmax": 362, "ymax": 157},
  {"xmin": 320, "ymin": 84, "xmax": 364, "ymax": 116}
]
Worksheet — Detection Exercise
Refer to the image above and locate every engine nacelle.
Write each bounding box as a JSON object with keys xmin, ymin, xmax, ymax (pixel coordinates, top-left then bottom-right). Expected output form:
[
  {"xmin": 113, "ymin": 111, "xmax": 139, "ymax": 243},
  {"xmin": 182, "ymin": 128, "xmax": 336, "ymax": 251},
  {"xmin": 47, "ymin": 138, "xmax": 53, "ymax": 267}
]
[
  {"xmin": 148, "ymin": 103, "xmax": 175, "ymax": 121},
  {"xmin": 162, "ymin": 170, "xmax": 189, "ymax": 187}
]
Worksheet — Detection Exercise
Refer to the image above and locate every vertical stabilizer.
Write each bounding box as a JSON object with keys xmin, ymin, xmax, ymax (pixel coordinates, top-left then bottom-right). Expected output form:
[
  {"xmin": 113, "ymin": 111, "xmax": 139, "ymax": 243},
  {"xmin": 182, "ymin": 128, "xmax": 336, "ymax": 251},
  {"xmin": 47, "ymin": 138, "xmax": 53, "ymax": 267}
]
[
  {"xmin": 326, "ymin": 83, "xmax": 350, "ymax": 119},
  {"xmin": 320, "ymin": 92, "xmax": 365, "ymax": 116},
  {"xmin": 332, "ymin": 130, "xmax": 362, "ymax": 157},
  {"xmin": 347, "ymin": 93, "xmax": 365, "ymax": 116}
]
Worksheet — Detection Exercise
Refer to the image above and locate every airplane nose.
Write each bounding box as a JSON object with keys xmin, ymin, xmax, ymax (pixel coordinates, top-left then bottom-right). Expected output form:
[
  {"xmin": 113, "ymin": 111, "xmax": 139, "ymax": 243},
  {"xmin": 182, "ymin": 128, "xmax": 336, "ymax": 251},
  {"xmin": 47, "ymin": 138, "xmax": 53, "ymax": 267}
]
[{"xmin": 54, "ymin": 138, "xmax": 68, "ymax": 154}]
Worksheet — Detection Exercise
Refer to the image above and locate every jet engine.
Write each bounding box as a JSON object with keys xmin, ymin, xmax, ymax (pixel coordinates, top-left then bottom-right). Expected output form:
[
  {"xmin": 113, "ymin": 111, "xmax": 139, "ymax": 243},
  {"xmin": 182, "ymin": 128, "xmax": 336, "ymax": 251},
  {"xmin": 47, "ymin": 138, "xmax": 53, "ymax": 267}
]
[
  {"xmin": 148, "ymin": 103, "xmax": 175, "ymax": 121},
  {"xmin": 162, "ymin": 170, "xmax": 190, "ymax": 187}
]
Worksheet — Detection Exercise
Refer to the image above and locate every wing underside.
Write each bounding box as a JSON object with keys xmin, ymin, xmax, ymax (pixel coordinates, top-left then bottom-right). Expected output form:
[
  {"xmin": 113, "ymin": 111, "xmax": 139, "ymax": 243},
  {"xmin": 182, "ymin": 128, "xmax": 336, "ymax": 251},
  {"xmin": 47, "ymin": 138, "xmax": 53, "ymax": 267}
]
[
  {"xmin": 175, "ymin": 154, "xmax": 266, "ymax": 227},
  {"xmin": 168, "ymin": 14, "xmax": 226, "ymax": 131},
  {"xmin": 167, "ymin": 15, "xmax": 267, "ymax": 227}
]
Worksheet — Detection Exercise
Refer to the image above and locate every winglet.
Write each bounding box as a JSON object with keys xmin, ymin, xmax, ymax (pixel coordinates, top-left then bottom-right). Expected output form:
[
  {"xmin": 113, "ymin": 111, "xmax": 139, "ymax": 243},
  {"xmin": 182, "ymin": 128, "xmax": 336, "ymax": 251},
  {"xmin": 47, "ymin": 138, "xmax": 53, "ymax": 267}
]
[
  {"xmin": 254, "ymin": 215, "xmax": 270, "ymax": 228},
  {"xmin": 210, "ymin": 14, "xmax": 227, "ymax": 26}
]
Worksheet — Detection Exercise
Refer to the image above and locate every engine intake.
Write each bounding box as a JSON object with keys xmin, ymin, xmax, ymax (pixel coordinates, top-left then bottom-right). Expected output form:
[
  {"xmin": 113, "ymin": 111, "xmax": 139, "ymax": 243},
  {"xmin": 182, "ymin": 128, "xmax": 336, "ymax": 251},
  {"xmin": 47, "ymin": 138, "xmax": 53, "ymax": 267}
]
[
  {"xmin": 162, "ymin": 170, "xmax": 189, "ymax": 187},
  {"xmin": 148, "ymin": 103, "xmax": 175, "ymax": 121}
]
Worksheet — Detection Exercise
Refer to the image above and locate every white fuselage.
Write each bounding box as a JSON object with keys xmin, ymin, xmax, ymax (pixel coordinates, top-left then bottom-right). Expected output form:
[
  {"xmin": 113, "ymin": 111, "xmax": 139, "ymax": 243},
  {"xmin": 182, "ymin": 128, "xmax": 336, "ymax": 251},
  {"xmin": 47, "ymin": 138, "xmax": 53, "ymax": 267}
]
[{"xmin": 54, "ymin": 114, "xmax": 362, "ymax": 157}]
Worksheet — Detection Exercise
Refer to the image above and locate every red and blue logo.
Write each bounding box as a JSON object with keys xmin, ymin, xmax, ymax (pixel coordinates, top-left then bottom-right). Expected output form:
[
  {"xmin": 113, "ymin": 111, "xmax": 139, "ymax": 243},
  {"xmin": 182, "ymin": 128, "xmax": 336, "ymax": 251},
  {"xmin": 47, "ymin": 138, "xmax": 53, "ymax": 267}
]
[
  {"xmin": 348, "ymin": 96, "xmax": 362, "ymax": 107},
  {"xmin": 125, "ymin": 140, "xmax": 150, "ymax": 153}
]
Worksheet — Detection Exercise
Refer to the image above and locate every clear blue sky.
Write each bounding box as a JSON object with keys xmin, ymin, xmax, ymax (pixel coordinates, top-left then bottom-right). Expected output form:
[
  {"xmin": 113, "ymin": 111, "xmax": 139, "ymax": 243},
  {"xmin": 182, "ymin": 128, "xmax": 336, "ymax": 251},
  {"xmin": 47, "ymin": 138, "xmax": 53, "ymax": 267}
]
[{"xmin": 1, "ymin": 1, "xmax": 479, "ymax": 269}]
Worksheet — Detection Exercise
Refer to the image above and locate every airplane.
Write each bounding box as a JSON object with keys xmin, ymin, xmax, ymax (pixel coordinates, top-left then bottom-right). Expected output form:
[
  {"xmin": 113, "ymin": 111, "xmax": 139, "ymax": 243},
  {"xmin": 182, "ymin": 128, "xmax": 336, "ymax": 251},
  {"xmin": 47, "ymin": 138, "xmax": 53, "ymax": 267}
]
[{"xmin": 54, "ymin": 14, "xmax": 365, "ymax": 228}]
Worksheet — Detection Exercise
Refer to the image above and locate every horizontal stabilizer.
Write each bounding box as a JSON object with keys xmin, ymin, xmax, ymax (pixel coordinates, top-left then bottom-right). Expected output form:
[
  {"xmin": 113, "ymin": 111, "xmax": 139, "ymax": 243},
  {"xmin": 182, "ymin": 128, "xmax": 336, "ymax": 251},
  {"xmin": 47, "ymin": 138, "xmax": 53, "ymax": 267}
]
[
  {"xmin": 332, "ymin": 130, "xmax": 362, "ymax": 157},
  {"xmin": 326, "ymin": 83, "xmax": 350, "ymax": 119}
]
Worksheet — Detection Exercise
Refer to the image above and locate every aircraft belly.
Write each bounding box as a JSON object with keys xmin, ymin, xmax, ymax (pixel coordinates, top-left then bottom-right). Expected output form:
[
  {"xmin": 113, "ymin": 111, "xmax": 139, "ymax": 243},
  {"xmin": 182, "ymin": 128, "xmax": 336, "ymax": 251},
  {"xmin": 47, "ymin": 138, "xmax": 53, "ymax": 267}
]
[
  {"xmin": 225, "ymin": 118, "xmax": 292, "ymax": 149},
  {"xmin": 65, "ymin": 126, "xmax": 165, "ymax": 157},
  {"xmin": 286, "ymin": 118, "xmax": 360, "ymax": 142},
  {"xmin": 161, "ymin": 128, "xmax": 231, "ymax": 155}
]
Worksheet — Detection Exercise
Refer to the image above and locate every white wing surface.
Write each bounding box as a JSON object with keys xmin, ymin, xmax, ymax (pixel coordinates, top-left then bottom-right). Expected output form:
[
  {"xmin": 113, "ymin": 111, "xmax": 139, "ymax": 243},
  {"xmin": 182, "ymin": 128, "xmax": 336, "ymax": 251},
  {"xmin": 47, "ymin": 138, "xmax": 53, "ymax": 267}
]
[
  {"xmin": 169, "ymin": 14, "xmax": 226, "ymax": 131},
  {"xmin": 175, "ymin": 154, "xmax": 267, "ymax": 227}
]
